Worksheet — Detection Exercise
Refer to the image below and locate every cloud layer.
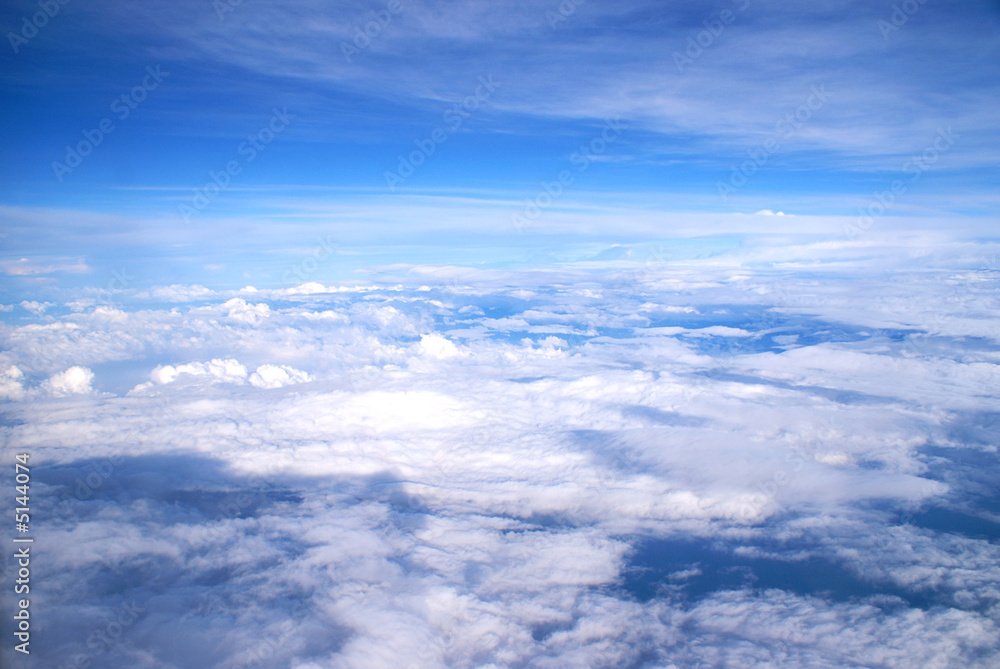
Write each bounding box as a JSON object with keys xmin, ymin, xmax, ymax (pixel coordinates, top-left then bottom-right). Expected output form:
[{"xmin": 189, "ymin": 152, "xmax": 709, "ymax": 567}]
[{"xmin": 2, "ymin": 254, "xmax": 999, "ymax": 667}]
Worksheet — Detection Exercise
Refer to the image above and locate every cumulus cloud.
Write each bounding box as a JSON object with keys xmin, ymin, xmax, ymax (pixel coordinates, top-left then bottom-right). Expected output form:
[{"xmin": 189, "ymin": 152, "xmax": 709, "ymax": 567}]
[
  {"xmin": 283, "ymin": 282, "xmax": 329, "ymax": 295},
  {"xmin": 42, "ymin": 366, "xmax": 95, "ymax": 396},
  {"xmin": 147, "ymin": 358, "xmax": 248, "ymax": 386},
  {"xmin": 248, "ymin": 364, "xmax": 311, "ymax": 389},
  {"xmin": 416, "ymin": 333, "xmax": 461, "ymax": 360},
  {"xmin": 224, "ymin": 298, "xmax": 271, "ymax": 325},
  {"xmin": 139, "ymin": 359, "xmax": 312, "ymax": 393},
  {"xmin": 0, "ymin": 365, "xmax": 25, "ymax": 400}
]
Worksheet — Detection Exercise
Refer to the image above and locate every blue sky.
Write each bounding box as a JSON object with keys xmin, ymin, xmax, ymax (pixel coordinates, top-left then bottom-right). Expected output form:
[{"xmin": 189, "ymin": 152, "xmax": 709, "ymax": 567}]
[{"xmin": 1, "ymin": 0, "xmax": 998, "ymax": 295}]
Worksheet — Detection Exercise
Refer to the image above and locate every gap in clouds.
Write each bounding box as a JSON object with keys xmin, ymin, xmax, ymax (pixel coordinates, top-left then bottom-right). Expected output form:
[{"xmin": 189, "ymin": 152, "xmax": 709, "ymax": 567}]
[{"xmin": 621, "ymin": 535, "xmax": 939, "ymax": 610}]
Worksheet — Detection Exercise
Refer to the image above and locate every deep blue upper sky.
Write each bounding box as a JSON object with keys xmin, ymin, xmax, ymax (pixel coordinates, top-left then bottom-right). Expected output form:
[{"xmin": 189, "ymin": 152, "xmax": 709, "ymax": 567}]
[{"xmin": 1, "ymin": 0, "xmax": 998, "ymax": 292}]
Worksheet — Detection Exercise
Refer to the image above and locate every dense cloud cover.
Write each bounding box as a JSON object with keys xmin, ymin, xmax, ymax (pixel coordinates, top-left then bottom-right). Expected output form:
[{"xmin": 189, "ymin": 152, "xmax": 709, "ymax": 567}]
[{"xmin": 2, "ymin": 254, "xmax": 998, "ymax": 668}]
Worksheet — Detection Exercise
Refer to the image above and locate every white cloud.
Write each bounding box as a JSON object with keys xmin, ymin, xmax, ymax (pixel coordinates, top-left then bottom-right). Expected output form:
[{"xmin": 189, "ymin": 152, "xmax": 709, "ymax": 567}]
[
  {"xmin": 416, "ymin": 333, "xmax": 461, "ymax": 360},
  {"xmin": 248, "ymin": 364, "xmax": 311, "ymax": 389},
  {"xmin": 0, "ymin": 256, "xmax": 90, "ymax": 276},
  {"xmin": 283, "ymin": 282, "xmax": 329, "ymax": 295},
  {"xmin": 140, "ymin": 359, "xmax": 311, "ymax": 392},
  {"xmin": 223, "ymin": 298, "xmax": 271, "ymax": 324},
  {"xmin": 21, "ymin": 300, "xmax": 54, "ymax": 315},
  {"xmin": 42, "ymin": 366, "xmax": 94, "ymax": 396},
  {"xmin": 149, "ymin": 284, "xmax": 216, "ymax": 301},
  {"xmin": 0, "ymin": 365, "xmax": 25, "ymax": 400},
  {"xmin": 148, "ymin": 358, "xmax": 249, "ymax": 386},
  {"xmin": 91, "ymin": 305, "xmax": 127, "ymax": 321}
]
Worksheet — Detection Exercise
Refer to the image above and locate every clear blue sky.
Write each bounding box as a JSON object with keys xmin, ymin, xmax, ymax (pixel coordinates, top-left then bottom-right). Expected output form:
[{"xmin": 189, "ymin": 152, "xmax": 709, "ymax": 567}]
[{"xmin": 1, "ymin": 0, "xmax": 998, "ymax": 293}]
